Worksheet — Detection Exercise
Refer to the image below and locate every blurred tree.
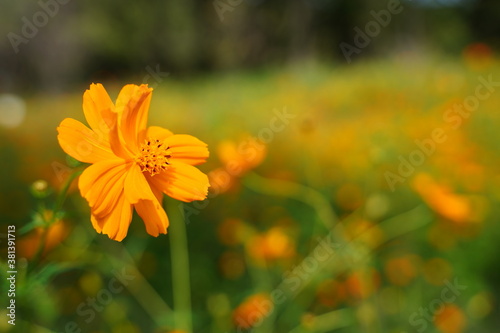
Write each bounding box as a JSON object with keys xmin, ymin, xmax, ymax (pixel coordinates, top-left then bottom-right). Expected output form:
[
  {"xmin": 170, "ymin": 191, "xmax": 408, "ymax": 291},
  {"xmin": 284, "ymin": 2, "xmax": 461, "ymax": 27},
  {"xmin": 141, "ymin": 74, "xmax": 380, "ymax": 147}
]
[{"xmin": 0, "ymin": 0, "xmax": 496, "ymax": 92}]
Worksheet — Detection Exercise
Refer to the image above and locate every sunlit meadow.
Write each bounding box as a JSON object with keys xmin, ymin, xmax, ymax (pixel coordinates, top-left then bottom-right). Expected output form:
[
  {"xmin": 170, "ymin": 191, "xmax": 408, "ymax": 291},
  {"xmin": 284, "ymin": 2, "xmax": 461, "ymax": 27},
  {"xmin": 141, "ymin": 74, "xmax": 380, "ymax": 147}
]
[{"xmin": 1, "ymin": 52, "xmax": 500, "ymax": 333}]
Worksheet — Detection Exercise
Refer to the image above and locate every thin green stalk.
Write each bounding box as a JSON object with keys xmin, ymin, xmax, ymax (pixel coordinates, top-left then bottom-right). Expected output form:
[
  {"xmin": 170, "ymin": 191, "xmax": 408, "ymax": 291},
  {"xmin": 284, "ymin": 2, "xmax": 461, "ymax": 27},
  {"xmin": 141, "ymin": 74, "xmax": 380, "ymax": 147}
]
[
  {"xmin": 29, "ymin": 228, "xmax": 49, "ymax": 271},
  {"xmin": 166, "ymin": 198, "xmax": 193, "ymax": 332},
  {"xmin": 242, "ymin": 172, "xmax": 433, "ymax": 333},
  {"xmin": 243, "ymin": 172, "xmax": 339, "ymax": 230},
  {"xmin": 101, "ymin": 244, "xmax": 174, "ymax": 328},
  {"xmin": 243, "ymin": 253, "xmax": 275, "ymax": 333},
  {"xmin": 242, "ymin": 172, "xmax": 352, "ymax": 331},
  {"xmin": 53, "ymin": 169, "xmax": 83, "ymax": 215},
  {"xmin": 287, "ymin": 308, "xmax": 354, "ymax": 333},
  {"xmin": 30, "ymin": 169, "xmax": 83, "ymax": 271}
]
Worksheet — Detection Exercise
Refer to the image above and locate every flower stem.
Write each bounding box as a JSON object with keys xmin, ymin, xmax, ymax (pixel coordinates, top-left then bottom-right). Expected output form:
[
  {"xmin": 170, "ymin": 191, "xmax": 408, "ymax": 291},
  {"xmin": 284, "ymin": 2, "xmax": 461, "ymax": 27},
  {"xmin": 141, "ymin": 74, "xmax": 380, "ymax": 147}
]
[
  {"xmin": 53, "ymin": 169, "xmax": 82, "ymax": 215},
  {"xmin": 287, "ymin": 308, "xmax": 354, "ymax": 333},
  {"xmin": 166, "ymin": 198, "xmax": 193, "ymax": 332},
  {"xmin": 243, "ymin": 172, "xmax": 344, "ymax": 242},
  {"xmin": 30, "ymin": 169, "xmax": 82, "ymax": 271}
]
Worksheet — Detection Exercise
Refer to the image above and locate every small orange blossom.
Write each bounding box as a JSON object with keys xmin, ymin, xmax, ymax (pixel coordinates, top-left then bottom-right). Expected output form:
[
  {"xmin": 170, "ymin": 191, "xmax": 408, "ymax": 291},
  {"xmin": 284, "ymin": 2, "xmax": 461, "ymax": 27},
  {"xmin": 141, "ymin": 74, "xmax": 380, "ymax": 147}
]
[{"xmin": 233, "ymin": 293, "xmax": 272, "ymax": 330}]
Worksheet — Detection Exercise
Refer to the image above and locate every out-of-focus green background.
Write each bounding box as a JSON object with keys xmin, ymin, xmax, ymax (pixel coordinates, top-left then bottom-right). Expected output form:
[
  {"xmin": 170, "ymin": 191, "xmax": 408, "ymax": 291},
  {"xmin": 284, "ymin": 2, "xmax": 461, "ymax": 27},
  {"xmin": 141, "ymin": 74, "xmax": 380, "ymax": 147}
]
[{"xmin": 1, "ymin": 0, "xmax": 500, "ymax": 332}]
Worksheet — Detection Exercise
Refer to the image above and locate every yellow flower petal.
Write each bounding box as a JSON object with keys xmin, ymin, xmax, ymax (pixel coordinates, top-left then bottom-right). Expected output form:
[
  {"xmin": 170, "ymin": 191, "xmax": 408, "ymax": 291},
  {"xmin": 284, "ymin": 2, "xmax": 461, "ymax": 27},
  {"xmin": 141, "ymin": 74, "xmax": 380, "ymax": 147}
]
[
  {"xmin": 109, "ymin": 122, "xmax": 133, "ymax": 159},
  {"xmin": 152, "ymin": 161, "xmax": 209, "ymax": 202},
  {"xmin": 114, "ymin": 84, "xmax": 152, "ymax": 156},
  {"xmin": 124, "ymin": 164, "xmax": 154, "ymax": 204},
  {"xmin": 57, "ymin": 118, "xmax": 115, "ymax": 163},
  {"xmin": 83, "ymin": 83, "xmax": 115, "ymax": 131},
  {"xmin": 91, "ymin": 191, "xmax": 133, "ymax": 241},
  {"xmin": 92, "ymin": 169, "xmax": 129, "ymax": 218},
  {"xmin": 146, "ymin": 126, "xmax": 173, "ymax": 141},
  {"xmin": 123, "ymin": 164, "xmax": 169, "ymax": 236},
  {"xmin": 217, "ymin": 139, "xmax": 266, "ymax": 175},
  {"xmin": 91, "ymin": 214, "xmax": 104, "ymax": 233},
  {"xmin": 165, "ymin": 134, "xmax": 209, "ymax": 165},
  {"xmin": 78, "ymin": 159, "xmax": 128, "ymax": 215},
  {"xmin": 135, "ymin": 193, "xmax": 169, "ymax": 237}
]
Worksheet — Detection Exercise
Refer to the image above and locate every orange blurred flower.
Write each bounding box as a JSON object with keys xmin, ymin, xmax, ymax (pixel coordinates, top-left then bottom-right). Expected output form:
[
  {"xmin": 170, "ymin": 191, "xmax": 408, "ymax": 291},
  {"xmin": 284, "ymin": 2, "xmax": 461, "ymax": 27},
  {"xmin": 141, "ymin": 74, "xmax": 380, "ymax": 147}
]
[
  {"xmin": 344, "ymin": 218, "xmax": 384, "ymax": 250},
  {"xmin": 336, "ymin": 183, "xmax": 364, "ymax": 211},
  {"xmin": 345, "ymin": 268, "xmax": 380, "ymax": 301},
  {"xmin": 316, "ymin": 279, "xmax": 346, "ymax": 308},
  {"xmin": 384, "ymin": 255, "xmax": 420, "ymax": 286},
  {"xmin": 218, "ymin": 139, "xmax": 266, "ymax": 175},
  {"xmin": 412, "ymin": 173, "xmax": 471, "ymax": 225},
  {"xmin": 57, "ymin": 83, "xmax": 209, "ymax": 241},
  {"xmin": 209, "ymin": 138, "xmax": 266, "ymax": 194},
  {"xmin": 463, "ymin": 42, "xmax": 493, "ymax": 71},
  {"xmin": 217, "ymin": 218, "xmax": 251, "ymax": 246},
  {"xmin": 467, "ymin": 292, "xmax": 493, "ymax": 320},
  {"xmin": 246, "ymin": 227, "xmax": 295, "ymax": 262},
  {"xmin": 427, "ymin": 223, "xmax": 458, "ymax": 251},
  {"xmin": 18, "ymin": 215, "xmax": 69, "ymax": 259},
  {"xmin": 219, "ymin": 251, "xmax": 246, "ymax": 280},
  {"xmin": 208, "ymin": 167, "xmax": 237, "ymax": 194},
  {"xmin": 233, "ymin": 293, "xmax": 273, "ymax": 330},
  {"xmin": 434, "ymin": 304, "xmax": 467, "ymax": 333},
  {"xmin": 423, "ymin": 258, "xmax": 453, "ymax": 286}
]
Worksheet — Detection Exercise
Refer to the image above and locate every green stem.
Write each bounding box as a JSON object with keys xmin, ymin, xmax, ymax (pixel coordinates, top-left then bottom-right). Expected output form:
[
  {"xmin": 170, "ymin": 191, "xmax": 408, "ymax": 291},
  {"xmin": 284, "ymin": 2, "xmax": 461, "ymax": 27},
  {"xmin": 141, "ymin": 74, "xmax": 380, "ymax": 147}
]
[
  {"xmin": 243, "ymin": 254, "xmax": 274, "ymax": 333},
  {"xmin": 243, "ymin": 172, "xmax": 347, "ymax": 246},
  {"xmin": 30, "ymin": 169, "xmax": 83, "ymax": 271},
  {"xmin": 243, "ymin": 172, "xmax": 432, "ymax": 332},
  {"xmin": 100, "ymin": 244, "xmax": 174, "ymax": 328},
  {"xmin": 29, "ymin": 228, "xmax": 49, "ymax": 270},
  {"xmin": 166, "ymin": 199, "xmax": 193, "ymax": 332},
  {"xmin": 243, "ymin": 172, "xmax": 351, "ymax": 330},
  {"xmin": 287, "ymin": 308, "xmax": 354, "ymax": 333},
  {"xmin": 53, "ymin": 169, "xmax": 83, "ymax": 214}
]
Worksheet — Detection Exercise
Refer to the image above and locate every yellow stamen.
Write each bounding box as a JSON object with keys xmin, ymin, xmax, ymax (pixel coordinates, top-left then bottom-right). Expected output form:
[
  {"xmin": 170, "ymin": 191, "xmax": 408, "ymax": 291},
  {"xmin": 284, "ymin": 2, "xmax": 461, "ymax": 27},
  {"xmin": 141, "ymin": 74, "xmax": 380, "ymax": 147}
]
[{"xmin": 136, "ymin": 138, "xmax": 171, "ymax": 176}]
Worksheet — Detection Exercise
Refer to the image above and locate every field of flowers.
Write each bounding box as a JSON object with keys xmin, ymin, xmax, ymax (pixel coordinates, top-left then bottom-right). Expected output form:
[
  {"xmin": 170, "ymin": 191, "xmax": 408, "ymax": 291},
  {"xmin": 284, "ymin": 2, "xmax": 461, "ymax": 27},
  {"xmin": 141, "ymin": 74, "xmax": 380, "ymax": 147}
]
[{"xmin": 1, "ymin": 53, "xmax": 500, "ymax": 333}]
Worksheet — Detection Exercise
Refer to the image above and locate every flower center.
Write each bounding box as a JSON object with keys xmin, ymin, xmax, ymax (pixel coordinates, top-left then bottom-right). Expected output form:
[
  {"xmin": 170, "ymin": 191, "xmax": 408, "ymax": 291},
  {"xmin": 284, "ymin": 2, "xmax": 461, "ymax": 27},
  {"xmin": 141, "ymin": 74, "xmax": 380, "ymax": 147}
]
[{"xmin": 135, "ymin": 138, "xmax": 172, "ymax": 176}]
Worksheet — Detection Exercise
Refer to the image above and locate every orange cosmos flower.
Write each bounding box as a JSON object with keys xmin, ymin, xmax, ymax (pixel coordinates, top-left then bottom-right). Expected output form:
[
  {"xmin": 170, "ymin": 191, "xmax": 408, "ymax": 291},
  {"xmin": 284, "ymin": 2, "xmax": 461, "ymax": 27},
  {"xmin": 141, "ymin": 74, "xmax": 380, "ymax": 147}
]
[
  {"xmin": 412, "ymin": 173, "xmax": 471, "ymax": 224},
  {"xmin": 57, "ymin": 83, "xmax": 209, "ymax": 241},
  {"xmin": 208, "ymin": 137, "xmax": 267, "ymax": 194},
  {"xmin": 246, "ymin": 227, "xmax": 295, "ymax": 263},
  {"xmin": 384, "ymin": 255, "xmax": 420, "ymax": 287},
  {"xmin": 233, "ymin": 293, "xmax": 272, "ymax": 330},
  {"xmin": 434, "ymin": 304, "xmax": 467, "ymax": 333},
  {"xmin": 18, "ymin": 216, "xmax": 69, "ymax": 259},
  {"xmin": 316, "ymin": 279, "xmax": 346, "ymax": 308},
  {"xmin": 345, "ymin": 267, "xmax": 381, "ymax": 301}
]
